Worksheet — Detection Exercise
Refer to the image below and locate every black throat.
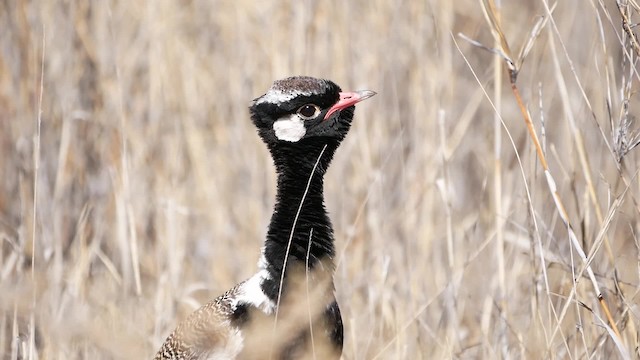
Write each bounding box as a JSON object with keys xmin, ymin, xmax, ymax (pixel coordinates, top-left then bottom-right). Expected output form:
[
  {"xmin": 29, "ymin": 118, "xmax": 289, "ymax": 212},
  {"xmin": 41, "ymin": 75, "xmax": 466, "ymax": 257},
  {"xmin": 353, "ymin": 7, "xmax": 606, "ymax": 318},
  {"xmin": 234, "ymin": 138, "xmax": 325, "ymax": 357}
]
[{"xmin": 260, "ymin": 138, "xmax": 339, "ymax": 301}]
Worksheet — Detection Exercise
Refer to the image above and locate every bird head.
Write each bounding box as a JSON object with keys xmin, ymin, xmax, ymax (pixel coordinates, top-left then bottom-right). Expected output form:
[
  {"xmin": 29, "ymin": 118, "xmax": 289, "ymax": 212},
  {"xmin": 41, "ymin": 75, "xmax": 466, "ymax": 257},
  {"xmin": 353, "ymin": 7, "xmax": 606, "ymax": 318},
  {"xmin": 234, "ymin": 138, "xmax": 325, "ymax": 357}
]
[{"xmin": 249, "ymin": 76, "xmax": 375, "ymax": 145}]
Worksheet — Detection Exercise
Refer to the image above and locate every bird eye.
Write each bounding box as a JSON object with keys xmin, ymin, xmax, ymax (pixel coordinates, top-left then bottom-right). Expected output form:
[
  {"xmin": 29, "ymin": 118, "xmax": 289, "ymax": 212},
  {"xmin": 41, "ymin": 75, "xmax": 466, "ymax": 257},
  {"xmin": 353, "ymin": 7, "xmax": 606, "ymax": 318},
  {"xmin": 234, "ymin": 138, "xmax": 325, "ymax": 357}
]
[{"xmin": 297, "ymin": 104, "xmax": 320, "ymax": 119}]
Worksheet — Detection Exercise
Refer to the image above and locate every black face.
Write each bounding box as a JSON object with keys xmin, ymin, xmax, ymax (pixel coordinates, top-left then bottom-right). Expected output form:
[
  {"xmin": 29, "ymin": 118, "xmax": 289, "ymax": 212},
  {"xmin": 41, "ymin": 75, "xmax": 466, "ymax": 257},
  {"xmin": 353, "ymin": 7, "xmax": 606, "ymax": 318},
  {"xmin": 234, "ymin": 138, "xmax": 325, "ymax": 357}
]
[{"xmin": 249, "ymin": 77, "xmax": 356, "ymax": 145}]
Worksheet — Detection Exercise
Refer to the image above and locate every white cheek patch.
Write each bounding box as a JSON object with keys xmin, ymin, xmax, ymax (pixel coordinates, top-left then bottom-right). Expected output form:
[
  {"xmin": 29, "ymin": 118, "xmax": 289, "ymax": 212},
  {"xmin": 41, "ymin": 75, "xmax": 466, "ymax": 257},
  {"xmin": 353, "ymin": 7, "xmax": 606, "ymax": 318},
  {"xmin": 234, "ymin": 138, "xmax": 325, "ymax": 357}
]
[{"xmin": 273, "ymin": 114, "xmax": 306, "ymax": 142}]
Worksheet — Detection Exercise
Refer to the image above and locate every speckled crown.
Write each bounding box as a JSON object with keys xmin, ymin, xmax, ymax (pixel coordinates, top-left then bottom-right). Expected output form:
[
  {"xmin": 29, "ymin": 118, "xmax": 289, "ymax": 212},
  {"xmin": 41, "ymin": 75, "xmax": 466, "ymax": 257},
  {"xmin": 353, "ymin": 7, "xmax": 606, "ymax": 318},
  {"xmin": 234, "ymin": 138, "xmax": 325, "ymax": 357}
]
[{"xmin": 255, "ymin": 76, "xmax": 331, "ymax": 105}]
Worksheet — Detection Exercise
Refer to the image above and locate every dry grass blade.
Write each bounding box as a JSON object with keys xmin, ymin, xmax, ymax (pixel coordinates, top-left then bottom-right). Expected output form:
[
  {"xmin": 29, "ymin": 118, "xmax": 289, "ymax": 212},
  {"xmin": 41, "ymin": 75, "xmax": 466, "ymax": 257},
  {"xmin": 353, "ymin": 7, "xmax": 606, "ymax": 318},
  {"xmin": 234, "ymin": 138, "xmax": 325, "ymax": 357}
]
[
  {"xmin": 628, "ymin": 0, "xmax": 640, "ymax": 11},
  {"xmin": 617, "ymin": 0, "xmax": 640, "ymax": 57},
  {"xmin": 453, "ymin": 32, "xmax": 569, "ymax": 356},
  {"xmin": 457, "ymin": 33, "xmax": 514, "ymax": 66},
  {"xmin": 614, "ymin": 103, "xmax": 640, "ymax": 162},
  {"xmin": 305, "ymin": 228, "xmax": 317, "ymax": 360},
  {"xmin": 473, "ymin": 0, "xmax": 625, "ymax": 351},
  {"xmin": 515, "ymin": 4, "xmax": 556, "ymax": 71},
  {"xmin": 480, "ymin": 0, "xmax": 515, "ymax": 70},
  {"xmin": 510, "ymin": 47, "xmax": 625, "ymax": 356},
  {"xmin": 25, "ymin": 25, "xmax": 46, "ymax": 360},
  {"xmin": 521, "ymin": 33, "xmax": 622, "ymax": 358},
  {"xmin": 477, "ymin": 0, "xmax": 556, "ymax": 79},
  {"xmin": 577, "ymin": 301, "xmax": 631, "ymax": 360}
]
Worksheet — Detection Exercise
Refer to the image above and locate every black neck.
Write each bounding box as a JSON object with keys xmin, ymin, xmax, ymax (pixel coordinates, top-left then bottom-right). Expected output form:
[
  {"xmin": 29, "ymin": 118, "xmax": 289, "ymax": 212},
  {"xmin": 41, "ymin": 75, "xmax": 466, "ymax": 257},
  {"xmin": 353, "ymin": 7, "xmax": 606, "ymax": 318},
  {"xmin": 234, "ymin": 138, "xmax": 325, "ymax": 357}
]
[{"xmin": 260, "ymin": 139, "xmax": 339, "ymax": 300}]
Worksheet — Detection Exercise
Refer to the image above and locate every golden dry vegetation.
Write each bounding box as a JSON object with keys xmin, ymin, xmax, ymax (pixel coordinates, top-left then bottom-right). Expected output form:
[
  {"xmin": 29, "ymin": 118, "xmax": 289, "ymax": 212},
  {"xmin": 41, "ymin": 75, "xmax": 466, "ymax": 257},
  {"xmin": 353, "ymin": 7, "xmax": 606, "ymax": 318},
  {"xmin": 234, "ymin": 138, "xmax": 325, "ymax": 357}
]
[{"xmin": 1, "ymin": 0, "xmax": 640, "ymax": 359}]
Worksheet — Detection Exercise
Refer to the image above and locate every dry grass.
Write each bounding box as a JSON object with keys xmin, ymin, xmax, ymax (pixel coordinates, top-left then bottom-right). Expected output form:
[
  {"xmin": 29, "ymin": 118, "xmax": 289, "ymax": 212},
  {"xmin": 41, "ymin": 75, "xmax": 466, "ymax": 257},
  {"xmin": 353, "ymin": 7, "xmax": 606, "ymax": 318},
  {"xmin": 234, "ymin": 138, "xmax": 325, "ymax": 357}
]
[{"xmin": 1, "ymin": 0, "xmax": 640, "ymax": 359}]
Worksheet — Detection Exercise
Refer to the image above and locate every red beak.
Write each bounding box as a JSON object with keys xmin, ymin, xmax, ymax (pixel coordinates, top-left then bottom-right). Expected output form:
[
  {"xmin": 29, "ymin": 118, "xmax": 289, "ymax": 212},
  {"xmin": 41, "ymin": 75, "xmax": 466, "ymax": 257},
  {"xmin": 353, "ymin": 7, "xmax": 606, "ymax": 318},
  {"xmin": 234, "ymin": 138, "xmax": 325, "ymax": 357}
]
[{"xmin": 324, "ymin": 90, "xmax": 376, "ymax": 120}]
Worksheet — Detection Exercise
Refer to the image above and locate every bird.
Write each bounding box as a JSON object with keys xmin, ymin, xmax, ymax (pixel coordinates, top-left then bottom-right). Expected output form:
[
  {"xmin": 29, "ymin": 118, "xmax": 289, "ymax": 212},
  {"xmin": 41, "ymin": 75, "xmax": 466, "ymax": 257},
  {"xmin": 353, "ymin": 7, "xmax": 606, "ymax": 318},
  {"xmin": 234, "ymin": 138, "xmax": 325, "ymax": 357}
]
[{"xmin": 154, "ymin": 76, "xmax": 375, "ymax": 360}]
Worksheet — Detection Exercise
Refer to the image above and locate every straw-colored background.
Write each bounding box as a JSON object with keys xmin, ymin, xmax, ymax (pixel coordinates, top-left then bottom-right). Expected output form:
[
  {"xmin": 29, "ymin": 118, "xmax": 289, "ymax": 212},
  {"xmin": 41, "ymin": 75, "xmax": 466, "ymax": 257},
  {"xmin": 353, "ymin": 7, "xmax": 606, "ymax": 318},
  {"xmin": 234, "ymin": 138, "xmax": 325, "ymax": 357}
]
[{"xmin": 1, "ymin": 0, "xmax": 639, "ymax": 358}]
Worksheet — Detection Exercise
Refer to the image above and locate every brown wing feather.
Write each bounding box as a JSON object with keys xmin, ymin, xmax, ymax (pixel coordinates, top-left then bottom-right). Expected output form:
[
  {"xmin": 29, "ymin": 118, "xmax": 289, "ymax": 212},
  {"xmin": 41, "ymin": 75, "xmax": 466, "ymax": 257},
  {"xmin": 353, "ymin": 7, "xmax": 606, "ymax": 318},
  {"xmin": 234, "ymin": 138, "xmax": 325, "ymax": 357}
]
[{"xmin": 154, "ymin": 285, "xmax": 242, "ymax": 360}]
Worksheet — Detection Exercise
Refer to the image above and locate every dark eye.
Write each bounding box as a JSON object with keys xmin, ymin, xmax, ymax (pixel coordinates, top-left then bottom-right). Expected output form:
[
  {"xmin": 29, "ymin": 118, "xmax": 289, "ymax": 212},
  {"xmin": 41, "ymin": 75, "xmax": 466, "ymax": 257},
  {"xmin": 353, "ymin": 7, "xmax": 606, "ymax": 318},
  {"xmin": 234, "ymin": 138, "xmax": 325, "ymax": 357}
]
[{"xmin": 297, "ymin": 104, "xmax": 320, "ymax": 119}]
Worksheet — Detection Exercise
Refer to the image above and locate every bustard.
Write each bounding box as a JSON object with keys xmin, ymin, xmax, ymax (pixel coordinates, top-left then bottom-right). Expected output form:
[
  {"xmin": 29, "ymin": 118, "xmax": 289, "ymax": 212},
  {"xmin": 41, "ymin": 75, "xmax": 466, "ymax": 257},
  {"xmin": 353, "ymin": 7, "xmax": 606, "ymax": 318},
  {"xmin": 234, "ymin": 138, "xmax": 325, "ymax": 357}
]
[{"xmin": 155, "ymin": 76, "xmax": 375, "ymax": 359}]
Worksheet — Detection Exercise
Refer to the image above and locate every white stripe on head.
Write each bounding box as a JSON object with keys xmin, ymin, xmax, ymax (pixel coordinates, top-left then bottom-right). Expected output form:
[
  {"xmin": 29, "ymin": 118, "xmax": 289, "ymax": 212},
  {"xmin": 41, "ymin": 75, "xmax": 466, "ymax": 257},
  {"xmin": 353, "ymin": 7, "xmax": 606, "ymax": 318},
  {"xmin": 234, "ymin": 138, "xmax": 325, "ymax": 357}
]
[
  {"xmin": 273, "ymin": 114, "xmax": 306, "ymax": 142},
  {"xmin": 256, "ymin": 89, "xmax": 310, "ymax": 105},
  {"xmin": 255, "ymin": 77, "xmax": 331, "ymax": 105}
]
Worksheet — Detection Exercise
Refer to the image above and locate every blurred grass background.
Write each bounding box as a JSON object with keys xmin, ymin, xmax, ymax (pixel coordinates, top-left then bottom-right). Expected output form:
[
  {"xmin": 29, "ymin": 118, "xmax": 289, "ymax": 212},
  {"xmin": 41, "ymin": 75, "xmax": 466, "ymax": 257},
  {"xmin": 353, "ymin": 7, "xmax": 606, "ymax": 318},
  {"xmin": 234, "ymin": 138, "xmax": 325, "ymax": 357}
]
[{"xmin": 1, "ymin": 0, "xmax": 640, "ymax": 358}]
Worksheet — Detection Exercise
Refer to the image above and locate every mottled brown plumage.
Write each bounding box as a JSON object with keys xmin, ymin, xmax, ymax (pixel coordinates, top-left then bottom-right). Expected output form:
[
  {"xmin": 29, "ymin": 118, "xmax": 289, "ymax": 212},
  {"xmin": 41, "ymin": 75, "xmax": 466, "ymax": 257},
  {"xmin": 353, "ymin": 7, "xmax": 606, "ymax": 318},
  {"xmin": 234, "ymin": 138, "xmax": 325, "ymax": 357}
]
[
  {"xmin": 154, "ymin": 286, "xmax": 243, "ymax": 360},
  {"xmin": 155, "ymin": 267, "xmax": 341, "ymax": 360}
]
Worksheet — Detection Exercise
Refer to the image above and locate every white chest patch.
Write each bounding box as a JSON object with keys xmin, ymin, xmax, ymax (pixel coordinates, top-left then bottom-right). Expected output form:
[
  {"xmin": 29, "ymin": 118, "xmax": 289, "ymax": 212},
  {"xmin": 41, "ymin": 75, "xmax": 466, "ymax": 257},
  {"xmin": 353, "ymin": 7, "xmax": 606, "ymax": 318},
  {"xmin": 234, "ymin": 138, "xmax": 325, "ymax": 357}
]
[
  {"xmin": 233, "ymin": 270, "xmax": 276, "ymax": 314},
  {"xmin": 273, "ymin": 114, "xmax": 306, "ymax": 142}
]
